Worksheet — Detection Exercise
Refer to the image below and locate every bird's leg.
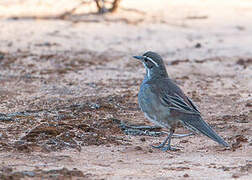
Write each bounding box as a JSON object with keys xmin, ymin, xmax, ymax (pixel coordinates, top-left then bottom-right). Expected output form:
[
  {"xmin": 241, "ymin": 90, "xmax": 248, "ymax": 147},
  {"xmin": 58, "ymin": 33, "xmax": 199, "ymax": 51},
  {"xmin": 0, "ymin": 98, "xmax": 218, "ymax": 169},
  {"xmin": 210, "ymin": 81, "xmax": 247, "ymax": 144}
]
[
  {"xmin": 152, "ymin": 129, "xmax": 178, "ymax": 151},
  {"xmin": 151, "ymin": 133, "xmax": 171, "ymax": 149},
  {"xmin": 161, "ymin": 129, "xmax": 179, "ymax": 151}
]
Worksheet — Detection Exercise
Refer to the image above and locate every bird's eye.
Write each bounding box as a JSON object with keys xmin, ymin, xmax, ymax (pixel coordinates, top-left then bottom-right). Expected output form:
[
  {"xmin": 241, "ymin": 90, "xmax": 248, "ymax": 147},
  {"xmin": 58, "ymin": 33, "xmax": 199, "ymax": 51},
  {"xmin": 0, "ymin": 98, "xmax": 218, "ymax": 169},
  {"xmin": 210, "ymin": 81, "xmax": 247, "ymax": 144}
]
[{"xmin": 144, "ymin": 58, "xmax": 148, "ymax": 62}]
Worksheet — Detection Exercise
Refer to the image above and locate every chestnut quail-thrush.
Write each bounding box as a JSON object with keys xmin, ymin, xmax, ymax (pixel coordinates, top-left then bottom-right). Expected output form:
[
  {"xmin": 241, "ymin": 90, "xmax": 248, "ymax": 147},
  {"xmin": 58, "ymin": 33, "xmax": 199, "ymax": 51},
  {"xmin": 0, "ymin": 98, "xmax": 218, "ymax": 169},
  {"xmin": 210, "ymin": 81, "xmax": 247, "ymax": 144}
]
[{"xmin": 133, "ymin": 51, "xmax": 229, "ymax": 151}]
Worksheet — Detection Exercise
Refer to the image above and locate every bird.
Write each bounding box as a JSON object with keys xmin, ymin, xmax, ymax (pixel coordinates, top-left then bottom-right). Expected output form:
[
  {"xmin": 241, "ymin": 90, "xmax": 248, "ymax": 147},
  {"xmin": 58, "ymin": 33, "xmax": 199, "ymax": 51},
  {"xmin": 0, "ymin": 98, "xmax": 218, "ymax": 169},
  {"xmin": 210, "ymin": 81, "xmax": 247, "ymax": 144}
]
[{"xmin": 133, "ymin": 51, "xmax": 229, "ymax": 151}]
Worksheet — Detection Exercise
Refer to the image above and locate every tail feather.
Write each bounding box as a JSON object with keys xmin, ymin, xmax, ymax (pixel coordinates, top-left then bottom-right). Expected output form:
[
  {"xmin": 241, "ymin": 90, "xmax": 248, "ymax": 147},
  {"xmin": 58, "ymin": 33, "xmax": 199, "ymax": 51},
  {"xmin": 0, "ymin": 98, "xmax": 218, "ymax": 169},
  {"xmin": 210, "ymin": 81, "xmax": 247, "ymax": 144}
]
[{"xmin": 181, "ymin": 115, "xmax": 229, "ymax": 147}]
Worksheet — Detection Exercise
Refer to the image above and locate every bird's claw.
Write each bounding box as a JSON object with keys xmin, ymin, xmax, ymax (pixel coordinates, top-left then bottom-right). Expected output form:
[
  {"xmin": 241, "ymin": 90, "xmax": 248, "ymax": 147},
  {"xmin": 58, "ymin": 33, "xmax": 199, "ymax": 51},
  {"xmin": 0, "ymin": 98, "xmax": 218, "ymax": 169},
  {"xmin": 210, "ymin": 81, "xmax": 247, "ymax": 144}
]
[
  {"xmin": 151, "ymin": 144, "xmax": 180, "ymax": 151},
  {"xmin": 151, "ymin": 144, "xmax": 164, "ymax": 149},
  {"xmin": 161, "ymin": 145, "xmax": 180, "ymax": 151}
]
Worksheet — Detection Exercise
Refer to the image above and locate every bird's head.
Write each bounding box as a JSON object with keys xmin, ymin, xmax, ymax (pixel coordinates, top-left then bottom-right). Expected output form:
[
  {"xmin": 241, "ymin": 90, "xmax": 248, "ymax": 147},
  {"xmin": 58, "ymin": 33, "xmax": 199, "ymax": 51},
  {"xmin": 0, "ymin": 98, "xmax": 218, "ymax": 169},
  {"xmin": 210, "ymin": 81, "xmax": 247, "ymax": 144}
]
[{"xmin": 133, "ymin": 51, "xmax": 168, "ymax": 79}]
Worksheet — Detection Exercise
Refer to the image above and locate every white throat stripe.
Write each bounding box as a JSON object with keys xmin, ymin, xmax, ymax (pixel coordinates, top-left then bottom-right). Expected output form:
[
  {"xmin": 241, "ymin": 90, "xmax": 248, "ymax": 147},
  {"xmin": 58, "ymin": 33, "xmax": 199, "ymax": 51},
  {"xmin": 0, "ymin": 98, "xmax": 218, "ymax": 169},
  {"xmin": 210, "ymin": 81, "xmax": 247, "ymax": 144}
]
[{"xmin": 143, "ymin": 56, "xmax": 159, "ymax": 67}]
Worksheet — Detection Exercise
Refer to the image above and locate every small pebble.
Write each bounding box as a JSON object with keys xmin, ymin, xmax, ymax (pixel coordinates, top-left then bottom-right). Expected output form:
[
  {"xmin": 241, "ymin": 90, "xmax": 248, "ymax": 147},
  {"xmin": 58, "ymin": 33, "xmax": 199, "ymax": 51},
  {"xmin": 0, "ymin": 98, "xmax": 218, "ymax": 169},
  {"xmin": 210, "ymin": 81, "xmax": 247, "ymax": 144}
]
[
  {"xmin": 232, "ymin": 173, "xmax": 240, "ymax": 178},
  {"xmin": 140, "ymin": 137, "xmax": 146, "ymax": 142},
  {"xmin": 148, "ymin": 149, "xmax": 153, "ymax": 153},
  {"xmin": 135, "ymin": 146, "xmax": 142, "ymax": 151},
  {"xmin": 183, "ymin": 173, "xmax": 189, "ymax": 177},
  {"xmin": 246, "ymin": 102, "xmax": 252, "ymax": 107},
  {"xmin": 195, "ymin": 43, "xmax": 202, "ymax": 48}
]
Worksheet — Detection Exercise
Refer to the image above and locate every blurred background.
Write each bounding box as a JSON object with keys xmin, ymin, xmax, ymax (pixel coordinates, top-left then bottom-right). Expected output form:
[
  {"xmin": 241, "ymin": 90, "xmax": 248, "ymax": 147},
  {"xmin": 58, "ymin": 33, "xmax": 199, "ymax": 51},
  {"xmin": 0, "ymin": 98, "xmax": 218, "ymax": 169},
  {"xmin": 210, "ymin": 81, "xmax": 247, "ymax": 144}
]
[{"xmin": 1, "ymin": 0, "xmax": 252, "ymax": 58}]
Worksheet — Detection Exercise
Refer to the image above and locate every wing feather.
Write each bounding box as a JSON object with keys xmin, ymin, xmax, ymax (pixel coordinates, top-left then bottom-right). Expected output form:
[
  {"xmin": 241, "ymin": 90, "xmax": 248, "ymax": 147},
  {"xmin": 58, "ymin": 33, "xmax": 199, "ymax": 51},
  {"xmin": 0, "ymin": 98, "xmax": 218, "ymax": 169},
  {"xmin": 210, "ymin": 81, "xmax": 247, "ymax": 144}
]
[{"xmin": 162, "ymin": 93, "xmax": 200, "ymax": 115}]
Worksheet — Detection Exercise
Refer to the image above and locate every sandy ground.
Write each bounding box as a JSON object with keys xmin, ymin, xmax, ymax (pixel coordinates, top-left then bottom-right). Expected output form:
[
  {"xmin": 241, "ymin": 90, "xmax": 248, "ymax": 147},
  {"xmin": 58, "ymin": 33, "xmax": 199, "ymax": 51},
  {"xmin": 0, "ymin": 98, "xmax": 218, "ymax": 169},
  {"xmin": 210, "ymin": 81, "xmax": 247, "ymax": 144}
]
[{"xmin": 0, "ymin": 0, "xmax": 252, "ymax": 179}]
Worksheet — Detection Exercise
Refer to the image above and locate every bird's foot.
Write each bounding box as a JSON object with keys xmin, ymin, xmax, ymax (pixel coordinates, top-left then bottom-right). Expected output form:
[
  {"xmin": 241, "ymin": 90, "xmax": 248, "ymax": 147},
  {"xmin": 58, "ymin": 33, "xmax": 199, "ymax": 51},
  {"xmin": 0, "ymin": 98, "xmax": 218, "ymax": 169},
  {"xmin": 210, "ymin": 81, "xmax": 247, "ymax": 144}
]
[
  {"xmin": 151, "ymin": 144, "xmax": 165, "ymax": 149},
  {"xmin": 160, "ymin": 145, "xmax": 180, "ymax": 151},
  {"xmin": 151, "ymin": 144, "xmax": 180, "ymax": 151}
]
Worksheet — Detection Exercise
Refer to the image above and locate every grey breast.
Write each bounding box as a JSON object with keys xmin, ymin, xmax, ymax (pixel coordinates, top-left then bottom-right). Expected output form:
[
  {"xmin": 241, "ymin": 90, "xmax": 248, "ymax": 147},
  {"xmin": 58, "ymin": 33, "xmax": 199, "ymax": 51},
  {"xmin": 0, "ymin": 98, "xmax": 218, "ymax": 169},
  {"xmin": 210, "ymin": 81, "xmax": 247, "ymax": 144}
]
[{"xmin": 138, "ymin": 82, "xmax": 171, "ymax": 128}]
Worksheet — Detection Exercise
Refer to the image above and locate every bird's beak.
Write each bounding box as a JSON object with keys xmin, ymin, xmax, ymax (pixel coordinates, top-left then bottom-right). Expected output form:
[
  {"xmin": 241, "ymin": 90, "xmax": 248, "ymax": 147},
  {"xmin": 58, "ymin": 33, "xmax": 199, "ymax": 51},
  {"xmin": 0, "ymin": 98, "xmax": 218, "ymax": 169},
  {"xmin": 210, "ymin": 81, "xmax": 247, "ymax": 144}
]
[{"xmin": 133, "ymin": 55, "xmax": 144, "ymax": 61}]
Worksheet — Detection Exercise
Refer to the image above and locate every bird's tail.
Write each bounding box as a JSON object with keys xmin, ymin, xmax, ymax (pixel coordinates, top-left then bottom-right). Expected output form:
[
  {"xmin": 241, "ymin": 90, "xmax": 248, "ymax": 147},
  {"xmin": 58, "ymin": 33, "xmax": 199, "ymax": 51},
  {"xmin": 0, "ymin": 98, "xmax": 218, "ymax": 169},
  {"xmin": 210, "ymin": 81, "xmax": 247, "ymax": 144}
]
[{"xmin": 181, "ymin": 115, "xmax": 229, "ymax": 147}]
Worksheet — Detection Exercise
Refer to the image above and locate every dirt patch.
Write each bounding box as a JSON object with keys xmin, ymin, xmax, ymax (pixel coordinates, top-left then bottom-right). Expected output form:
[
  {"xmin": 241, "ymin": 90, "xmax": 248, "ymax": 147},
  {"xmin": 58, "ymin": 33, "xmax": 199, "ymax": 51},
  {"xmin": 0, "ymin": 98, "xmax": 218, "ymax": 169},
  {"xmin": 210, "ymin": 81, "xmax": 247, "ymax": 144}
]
[
  {"xmin": 0, "ymin": 166, "xmax": 87, "ymax": 180},
  {"xmin": 0, "ymin": 94, "xmax": 141, "ymax": 152}
]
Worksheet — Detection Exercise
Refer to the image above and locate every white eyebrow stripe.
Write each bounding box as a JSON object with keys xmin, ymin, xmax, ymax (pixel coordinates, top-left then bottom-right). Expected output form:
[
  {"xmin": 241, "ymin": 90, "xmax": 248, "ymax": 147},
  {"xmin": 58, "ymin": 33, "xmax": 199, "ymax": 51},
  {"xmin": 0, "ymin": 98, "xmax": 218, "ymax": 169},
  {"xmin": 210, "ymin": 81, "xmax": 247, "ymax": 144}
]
[{"xmin": 143, "ymin": 56, "xmax": 159, "ymax": 67}]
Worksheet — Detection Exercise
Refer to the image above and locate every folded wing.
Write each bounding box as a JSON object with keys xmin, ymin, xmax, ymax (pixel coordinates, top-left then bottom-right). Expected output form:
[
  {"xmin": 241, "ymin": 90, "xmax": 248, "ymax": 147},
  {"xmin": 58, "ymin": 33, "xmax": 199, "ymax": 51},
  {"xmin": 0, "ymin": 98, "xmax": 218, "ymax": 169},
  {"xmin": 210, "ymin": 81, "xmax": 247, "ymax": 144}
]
[{"xmin": 159, "ymin": 80, "xmax": 229, "ymax": 147}]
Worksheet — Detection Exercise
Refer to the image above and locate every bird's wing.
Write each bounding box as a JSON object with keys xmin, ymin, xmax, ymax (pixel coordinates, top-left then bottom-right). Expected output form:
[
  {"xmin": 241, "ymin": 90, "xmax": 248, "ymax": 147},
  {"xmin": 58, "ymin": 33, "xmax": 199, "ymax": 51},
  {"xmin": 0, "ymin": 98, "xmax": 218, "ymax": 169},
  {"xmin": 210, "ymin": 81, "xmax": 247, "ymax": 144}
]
[
  {"xmin": 186, "ymin": 96, "xmax": 200, "ymax": 113},
  {"xmin": 157, "ymin": 79, "xmax": 200, "ymax": 115},
  {"xmin": 155, "ymin": 79, "xmax": 229, "ymax": 147},
  {"xmin": 162, "ymin": 93, "xmax": 200, "ymax": 115}
]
